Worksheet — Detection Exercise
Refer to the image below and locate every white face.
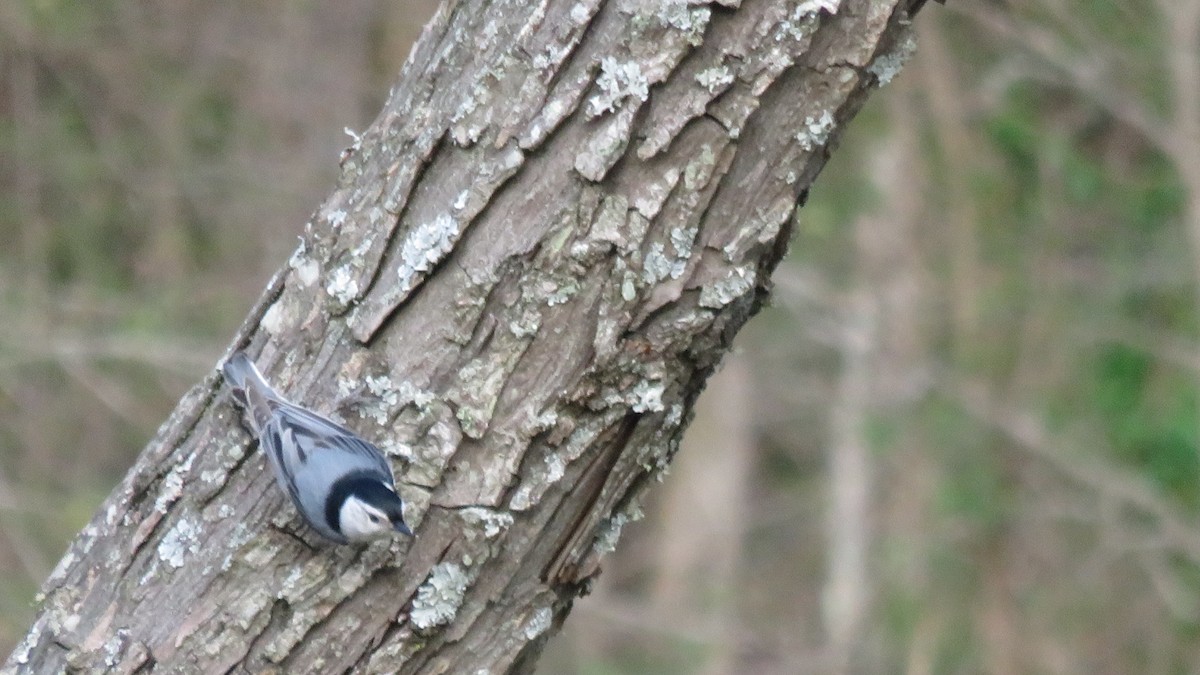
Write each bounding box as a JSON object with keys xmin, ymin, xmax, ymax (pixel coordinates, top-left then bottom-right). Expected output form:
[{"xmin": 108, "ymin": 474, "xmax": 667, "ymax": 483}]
[{"xmin": 339, "ymin": 495, "xmax": 394, "ymax": 542}]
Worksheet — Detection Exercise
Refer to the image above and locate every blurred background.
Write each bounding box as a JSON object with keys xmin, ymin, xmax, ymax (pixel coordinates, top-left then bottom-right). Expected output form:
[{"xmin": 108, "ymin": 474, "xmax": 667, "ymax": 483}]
[{"xmin": 0, "ymin": 1, "xmax": 1188, "ymax": 673}]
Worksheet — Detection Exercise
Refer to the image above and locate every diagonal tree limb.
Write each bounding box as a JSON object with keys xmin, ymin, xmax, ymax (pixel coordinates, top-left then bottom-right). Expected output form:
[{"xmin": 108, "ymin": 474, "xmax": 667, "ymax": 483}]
[{"xmin": 5, "ymin": 1, "xmax": 924, "ymax": 672}]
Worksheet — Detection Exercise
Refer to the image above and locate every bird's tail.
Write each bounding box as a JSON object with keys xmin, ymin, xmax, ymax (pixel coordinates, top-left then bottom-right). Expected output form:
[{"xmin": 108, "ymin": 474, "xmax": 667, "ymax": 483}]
[{"xmin": 222, "ymin": 351, "xmax": 278, "ymax": 431}]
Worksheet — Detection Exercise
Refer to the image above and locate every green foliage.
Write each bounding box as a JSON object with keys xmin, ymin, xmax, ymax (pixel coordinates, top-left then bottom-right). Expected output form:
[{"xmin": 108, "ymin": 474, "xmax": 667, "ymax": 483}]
[
  {"xmin": 186, "ymin": 89, "xmax": 237, "ymax": 159},
  {"xmin": 973, "ymin": 68, "xmax": 1200, "ymax": 517},
  {"xmin": 1089, "ymin": 344, "xmax": 1200, "ymax": 507}
]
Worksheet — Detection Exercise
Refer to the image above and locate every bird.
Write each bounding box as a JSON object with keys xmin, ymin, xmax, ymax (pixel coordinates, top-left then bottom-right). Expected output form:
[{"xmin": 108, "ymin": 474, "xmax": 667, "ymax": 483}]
[{"xmin": 221, "ymin": 351, "xmax": 413, "ymax": 544}]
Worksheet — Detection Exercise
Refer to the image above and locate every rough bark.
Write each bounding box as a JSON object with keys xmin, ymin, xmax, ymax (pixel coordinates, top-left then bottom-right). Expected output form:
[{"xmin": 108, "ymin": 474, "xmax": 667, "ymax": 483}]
[{"xmin": 5, "ymin": 0, "xmax": 921, "ymax": 672}]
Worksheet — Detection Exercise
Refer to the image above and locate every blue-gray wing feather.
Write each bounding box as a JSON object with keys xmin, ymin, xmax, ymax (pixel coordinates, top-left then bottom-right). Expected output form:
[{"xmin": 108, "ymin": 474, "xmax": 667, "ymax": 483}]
[{"xmin": 274, "ymin": 402, "xmax": 392, "ymax": 479}]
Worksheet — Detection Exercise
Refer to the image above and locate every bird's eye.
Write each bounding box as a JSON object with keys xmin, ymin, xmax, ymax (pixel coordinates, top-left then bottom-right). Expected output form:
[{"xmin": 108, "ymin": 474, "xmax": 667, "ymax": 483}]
[{"xmin": 369, "ymin": 514, "xmax": 381, "ymax": 524}]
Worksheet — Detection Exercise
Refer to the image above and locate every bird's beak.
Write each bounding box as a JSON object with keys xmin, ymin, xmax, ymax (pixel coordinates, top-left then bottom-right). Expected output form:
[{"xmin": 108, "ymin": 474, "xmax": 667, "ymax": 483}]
[{"xmin": 393, "ymin": 520, "xmax": 414, "ymax": 537}]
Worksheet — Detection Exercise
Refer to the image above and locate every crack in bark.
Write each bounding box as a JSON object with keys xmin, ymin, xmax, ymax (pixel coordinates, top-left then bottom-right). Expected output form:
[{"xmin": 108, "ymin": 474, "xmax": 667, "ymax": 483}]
[{"xmin": 543, "ymin": 413, "xmax": 638, "ymax": 585}]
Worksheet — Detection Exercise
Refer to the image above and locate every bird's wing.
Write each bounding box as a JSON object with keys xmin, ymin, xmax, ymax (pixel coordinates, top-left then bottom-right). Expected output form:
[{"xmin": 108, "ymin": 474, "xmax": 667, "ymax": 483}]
[
  {"xmin": 259, "ymin": 421, "xmax": 305, "ymax": 512},
  {"xmin": 274, "ymin": 401, "xmax": 393, "ymax": 480}
]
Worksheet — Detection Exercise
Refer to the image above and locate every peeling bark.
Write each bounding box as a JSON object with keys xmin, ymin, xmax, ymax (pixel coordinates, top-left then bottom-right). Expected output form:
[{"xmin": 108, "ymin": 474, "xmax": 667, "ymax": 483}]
[{"xmin": 4, "ymin": 0, "xmax": 922, "ymax": 672}]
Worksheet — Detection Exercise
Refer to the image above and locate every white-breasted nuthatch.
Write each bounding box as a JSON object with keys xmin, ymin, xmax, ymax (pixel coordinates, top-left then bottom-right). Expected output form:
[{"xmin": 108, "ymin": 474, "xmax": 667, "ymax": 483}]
[{"xmin": 222, "ymin": 351, "xmax": 413, "ymax": 544}]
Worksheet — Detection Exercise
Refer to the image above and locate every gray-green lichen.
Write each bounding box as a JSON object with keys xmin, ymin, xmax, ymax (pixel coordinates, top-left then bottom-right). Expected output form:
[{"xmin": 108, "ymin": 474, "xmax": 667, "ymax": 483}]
[
  {"xmin": 288, "ymin": 240, "xmax": 320, "ymax": 287},
  {"xmin": 523, "ymin": 606, "xmax": 553, "ymax": 640},
  {"xmin": 569, "ymin": 2, "xmax": 592, "ymax": 24},
  {"xmin": 695, "ymin": 65, "xmax": 734, "ymax": 93},
  {"xmin": 452, "ymin": 356, "xmax": 512, "ymax": 439},
  {"xmin": 592, "ymin": 502, "xmax": 645, "ymax": 554},
  {"xmin": 342, "ymin": 127, "xmax": 363, "ymax": 159},
  {"xmin": 638, "ymin": 435, "xmax": 678, "ymax": 478},
  {"xmin": 629, "ymin": 379, "xmax": 666, "ymax": 413},
  {"xmin": 621, "ymin": 270, "xmax": 638, "ymax": 302},
  {"xmin": 398, "ymin": 380, "xmax": 437, "ymax": 409},
  {"xmin": 397, "ymin": 213, "xmax": 461, "ymax": 294},
  {"xmin": 10, "ymin": 616, "xmax": 43, "ymax": 664},
  {"xmin": 410, "ymin": 562, "xmax": 470, "ymax": 630},
  {"xmin": 796, "ymin": 110, "xmax": 835, "ymax": 152},
  {"xmin": 587, "ymin": 57, "xmax": 650, "ymax": 117},
  {"xmin": 450, "ymin": 79, "xmax": 493, "ymax": 147},
  {"xmin": 361, "ymin": 374, "xmax": 400, "ymax": 425},
  {"xmin": 101, "ymin": 629, "xmax": 129, "ymax": 668},
  {"xmin": 340, "ymin": 372, "xmax": 436, "ymax": 427},
  {"xmin": 797, "ymin": 0, "xmax": 841, "ymax": 16},
  {"xmin": 518, "ymin": 405, "xmax": 559, "ymax": 438},
  {"xmin": 459, "ymin": 507, "xmax": 515, "ymax": 539},
  {"xmin": 543, "ymin": 453, "xmax": 567, "ymax": 484},
  {"xmin": 351, "ymin": 232, "xmax": 376, "ymax": 258},
  {"xmin": 508, "ymin": 306, "xmax": 543, "ymax": 338},
  {"xmin": 665, "ymin": 403, "xmax": 684, "ymax": 429},
  {"xmin": 546, "ymin": 280, "xmax": 579, "ymax": 306},
  {"xmin": 670, "ymin": 226, "xmax": 697, "ymax": 259},
  {"xmin": 326, "ymin": 265, "xmax": 360, "ymax": 305},
  {"xmin": 682, "ymin": 145, "xmax": 719, "ymax": 191},
  {"xmin": 868, "ymin": 30, "xmax": 916, "ymax": 86},
  {"xmin": 641, "ymin": 243, "xmax": 674, "ymax": 285},
  {"xmin": 217, "ymin": 524, "xmax": 254, "ymax": 572},
  {"xmin": 643, "ymin": 229, "xmax": 692, "ymax": 285},
  {"xmin": 154, "ymin": 452, "xmax": 196, "ymax": 513},
  {"xmin": 700, "ymin": 267, "xmax": 756, "ymax": 308},
  {"xmin": 658, "ymin": 2, "xmax": 711, "ymax": 46},
  {"xmin": 530, "ymin": 36, "xmax": 567, "ymax": 70},
  {"xmin": 157, "ymin": 516, "xmax": 200, "ymax": 569}
]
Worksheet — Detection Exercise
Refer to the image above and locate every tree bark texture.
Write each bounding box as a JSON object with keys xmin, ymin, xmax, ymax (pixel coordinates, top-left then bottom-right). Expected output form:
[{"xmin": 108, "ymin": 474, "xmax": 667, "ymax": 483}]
[{"xmin": 6, "ymin": 0, "xmax": 920, "ymax": 672}]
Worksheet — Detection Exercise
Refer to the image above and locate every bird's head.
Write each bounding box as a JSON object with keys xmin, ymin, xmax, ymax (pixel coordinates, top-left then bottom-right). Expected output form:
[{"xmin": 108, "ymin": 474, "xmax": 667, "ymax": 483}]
[{"xmin": 333, "ymin": 477, "xmax": 413, "ymax": 542}]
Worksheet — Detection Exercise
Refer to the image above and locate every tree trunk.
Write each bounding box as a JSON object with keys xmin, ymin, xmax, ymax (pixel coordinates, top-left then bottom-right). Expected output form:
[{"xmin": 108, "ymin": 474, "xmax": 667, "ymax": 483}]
[{"xmin": 5, "ymin": 0, "xmax": 921, "ymax": 672}]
